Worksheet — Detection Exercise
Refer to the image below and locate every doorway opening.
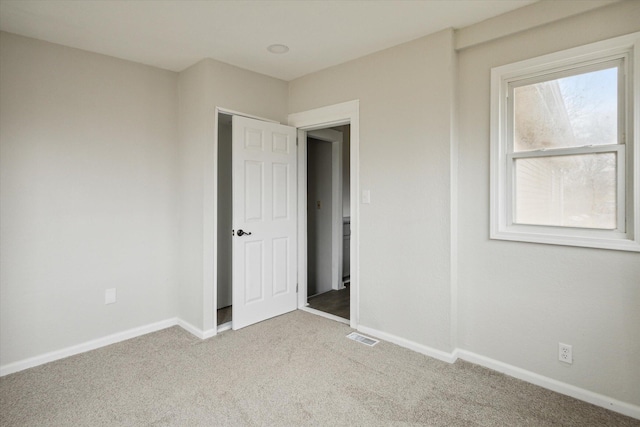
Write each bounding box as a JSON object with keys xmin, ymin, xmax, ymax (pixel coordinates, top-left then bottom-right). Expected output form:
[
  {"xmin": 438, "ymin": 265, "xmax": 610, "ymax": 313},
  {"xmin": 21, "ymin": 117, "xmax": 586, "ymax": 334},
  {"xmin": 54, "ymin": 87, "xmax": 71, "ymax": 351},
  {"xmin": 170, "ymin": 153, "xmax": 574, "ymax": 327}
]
[
  {"xmin": 216, "ymin": 112, "xmax": 233, "ymax": 331},
  {"xmin": 290, "ymin": 99, "xmax": 360, "ymax": 329},
  {"xmin": 213, "ymin": 100, "xmax": 359, "ymax": 332},
  {"xmin": 305, "ymin": 126, "xmax": 350, "ymax": 322}
]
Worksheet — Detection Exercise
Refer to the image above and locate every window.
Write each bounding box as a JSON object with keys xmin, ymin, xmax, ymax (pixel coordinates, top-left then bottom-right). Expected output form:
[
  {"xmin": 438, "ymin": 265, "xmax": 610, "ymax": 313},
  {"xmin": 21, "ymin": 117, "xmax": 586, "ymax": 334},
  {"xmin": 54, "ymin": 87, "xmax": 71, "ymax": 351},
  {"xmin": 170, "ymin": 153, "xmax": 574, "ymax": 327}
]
[{"xmin": 490, "ymin": 32, "xmax": 640, "ymax": 251}]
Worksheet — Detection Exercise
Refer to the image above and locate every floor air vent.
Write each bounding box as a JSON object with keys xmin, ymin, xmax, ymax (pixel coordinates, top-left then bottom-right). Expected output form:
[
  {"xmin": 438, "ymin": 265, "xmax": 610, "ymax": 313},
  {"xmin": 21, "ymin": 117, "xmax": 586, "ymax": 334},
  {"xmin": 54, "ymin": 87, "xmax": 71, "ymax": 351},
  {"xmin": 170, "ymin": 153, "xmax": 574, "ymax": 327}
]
[{"xmin": 346, "ymin": 332, "xmax": 379, "ymax": 347}]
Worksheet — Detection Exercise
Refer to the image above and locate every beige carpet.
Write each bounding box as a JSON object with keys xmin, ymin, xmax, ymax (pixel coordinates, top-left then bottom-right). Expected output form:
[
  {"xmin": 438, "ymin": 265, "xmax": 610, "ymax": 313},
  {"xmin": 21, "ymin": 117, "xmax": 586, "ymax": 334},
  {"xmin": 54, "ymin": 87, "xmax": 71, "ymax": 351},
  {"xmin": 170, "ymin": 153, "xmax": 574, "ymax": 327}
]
[{"xmin": 0, "ymin": 310, "xmax": 637, "ymax": 426}]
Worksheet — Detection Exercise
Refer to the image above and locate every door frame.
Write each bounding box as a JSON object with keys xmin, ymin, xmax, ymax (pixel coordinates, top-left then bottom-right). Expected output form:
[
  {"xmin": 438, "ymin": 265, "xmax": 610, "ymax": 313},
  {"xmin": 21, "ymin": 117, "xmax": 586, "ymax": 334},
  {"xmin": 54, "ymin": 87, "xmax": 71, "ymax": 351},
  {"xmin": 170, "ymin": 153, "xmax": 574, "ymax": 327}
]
[
  {"xmin": 307, "ymin": 128, "xmax": 344, "ymax": 293},
  {"xmin": 212, "ymin": 101, "xmax": 360, "ymax": 332},
  {"xmin": 289, "ymin": 100, "xmax": 360, "ymax": 329}
]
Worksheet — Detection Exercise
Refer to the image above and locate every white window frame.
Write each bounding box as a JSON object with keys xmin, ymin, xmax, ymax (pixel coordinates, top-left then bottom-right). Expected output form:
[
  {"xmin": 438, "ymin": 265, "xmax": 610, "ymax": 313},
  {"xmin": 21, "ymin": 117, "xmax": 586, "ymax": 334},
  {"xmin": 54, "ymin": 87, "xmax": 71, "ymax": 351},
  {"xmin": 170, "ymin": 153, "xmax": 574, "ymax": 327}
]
[{"xmin": 490, "ymin": 32, "xmax": 640, "ymax": 252}]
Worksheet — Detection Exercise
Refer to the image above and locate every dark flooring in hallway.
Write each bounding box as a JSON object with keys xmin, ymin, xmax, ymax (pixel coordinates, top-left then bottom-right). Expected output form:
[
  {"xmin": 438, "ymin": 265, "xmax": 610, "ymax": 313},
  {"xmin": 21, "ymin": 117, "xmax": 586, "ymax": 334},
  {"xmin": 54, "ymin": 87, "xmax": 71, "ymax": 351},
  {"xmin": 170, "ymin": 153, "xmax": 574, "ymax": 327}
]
[
  {"xmin": 217, "ymin": 305, "xmax": 232, "ymax": 325},
  {"xmin": 307, "ymin": 287, "xmax": 349, "ymax": 320}
]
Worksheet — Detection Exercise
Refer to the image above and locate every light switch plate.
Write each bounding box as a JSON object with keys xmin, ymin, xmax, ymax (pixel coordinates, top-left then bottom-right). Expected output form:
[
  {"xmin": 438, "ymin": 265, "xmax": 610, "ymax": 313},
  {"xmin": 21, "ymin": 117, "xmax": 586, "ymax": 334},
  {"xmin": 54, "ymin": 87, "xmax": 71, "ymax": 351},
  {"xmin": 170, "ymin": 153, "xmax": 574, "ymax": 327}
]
[
  {"xmin": 362, "ymin": 190, "xmax": 371, "ymax": 204},
  {"xmin": 105, "ymin": 288, "xmax": 117, "ymax": 305}
]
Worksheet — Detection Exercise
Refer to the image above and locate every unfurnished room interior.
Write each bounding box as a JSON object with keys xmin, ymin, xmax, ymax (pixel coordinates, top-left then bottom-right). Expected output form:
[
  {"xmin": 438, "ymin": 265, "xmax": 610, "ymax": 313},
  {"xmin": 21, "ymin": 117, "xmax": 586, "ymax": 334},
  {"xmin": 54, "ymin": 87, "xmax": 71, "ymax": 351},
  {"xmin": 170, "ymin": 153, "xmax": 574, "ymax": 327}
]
[{"xmin": 0, "ymin": 1, "xmax": 639, "ymax": 425}]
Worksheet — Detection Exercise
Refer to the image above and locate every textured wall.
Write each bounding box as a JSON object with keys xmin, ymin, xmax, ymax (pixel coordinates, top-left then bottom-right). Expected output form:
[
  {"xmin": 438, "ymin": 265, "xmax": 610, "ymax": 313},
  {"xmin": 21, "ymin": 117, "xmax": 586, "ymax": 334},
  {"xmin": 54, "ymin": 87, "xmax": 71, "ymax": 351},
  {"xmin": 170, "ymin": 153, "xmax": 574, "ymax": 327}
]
[
  {"xmin": 0, "ymin": 32, "xmax": 179, "ymax": 366},
  {"xmin": 456, "ymin": 1, "xmax": 640, "ymax": 405},
  {"xmin": 177, "ymin": 58, "xmax": 288, "ymax": 332},
  {"xmin": 290, "ymin": 29, "xmax": 457, "ymax": 351}
]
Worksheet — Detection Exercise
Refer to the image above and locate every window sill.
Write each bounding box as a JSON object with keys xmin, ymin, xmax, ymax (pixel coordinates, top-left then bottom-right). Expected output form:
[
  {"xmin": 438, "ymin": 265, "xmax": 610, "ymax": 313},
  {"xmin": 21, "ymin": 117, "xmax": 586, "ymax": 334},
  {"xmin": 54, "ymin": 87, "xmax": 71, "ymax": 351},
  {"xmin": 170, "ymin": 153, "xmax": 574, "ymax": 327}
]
[{"xmin": 490, "ymin": 226, "xmax": 640, "ymax": 252}]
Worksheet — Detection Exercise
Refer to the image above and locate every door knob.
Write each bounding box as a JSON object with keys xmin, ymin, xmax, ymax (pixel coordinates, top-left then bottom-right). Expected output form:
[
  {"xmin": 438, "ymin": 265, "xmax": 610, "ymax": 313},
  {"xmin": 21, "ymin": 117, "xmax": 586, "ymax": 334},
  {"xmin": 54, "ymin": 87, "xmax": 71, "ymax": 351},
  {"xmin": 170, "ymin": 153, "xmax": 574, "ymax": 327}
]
[{"xmin": 237, "ymin": 229, "xmax": 252, "ymax": 236}]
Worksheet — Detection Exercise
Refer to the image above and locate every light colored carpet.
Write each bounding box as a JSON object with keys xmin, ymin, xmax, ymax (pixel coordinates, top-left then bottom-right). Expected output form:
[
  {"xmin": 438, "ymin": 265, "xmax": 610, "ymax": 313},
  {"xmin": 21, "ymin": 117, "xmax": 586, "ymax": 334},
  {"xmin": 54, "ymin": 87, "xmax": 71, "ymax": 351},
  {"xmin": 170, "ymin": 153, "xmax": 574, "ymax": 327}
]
[{"xmin": 0, "ymin": 310, "xmax": 637, "ymax": 426}]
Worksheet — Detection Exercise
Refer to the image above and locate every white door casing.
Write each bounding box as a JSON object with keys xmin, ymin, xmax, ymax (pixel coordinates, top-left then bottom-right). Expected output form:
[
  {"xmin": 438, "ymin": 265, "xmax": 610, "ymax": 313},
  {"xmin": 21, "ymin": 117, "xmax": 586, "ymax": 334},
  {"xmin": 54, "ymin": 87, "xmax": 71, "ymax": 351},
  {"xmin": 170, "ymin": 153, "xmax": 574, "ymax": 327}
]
[
  {"xmin": 289, "ymin": 99, "xmax": 360, "ymax": 329},
  {"xmin": 232, "ymin": 116, "xmax": 298, "ymax": 330}
]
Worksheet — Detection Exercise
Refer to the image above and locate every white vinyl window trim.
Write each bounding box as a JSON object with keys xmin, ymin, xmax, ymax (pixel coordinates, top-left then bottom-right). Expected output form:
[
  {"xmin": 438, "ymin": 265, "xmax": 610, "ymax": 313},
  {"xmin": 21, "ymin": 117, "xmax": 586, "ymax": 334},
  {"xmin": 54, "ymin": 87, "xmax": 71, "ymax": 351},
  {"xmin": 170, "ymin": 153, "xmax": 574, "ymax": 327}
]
[{"xmin": 490, "ymin": 32, "xmax": 640, "ymax": 252}]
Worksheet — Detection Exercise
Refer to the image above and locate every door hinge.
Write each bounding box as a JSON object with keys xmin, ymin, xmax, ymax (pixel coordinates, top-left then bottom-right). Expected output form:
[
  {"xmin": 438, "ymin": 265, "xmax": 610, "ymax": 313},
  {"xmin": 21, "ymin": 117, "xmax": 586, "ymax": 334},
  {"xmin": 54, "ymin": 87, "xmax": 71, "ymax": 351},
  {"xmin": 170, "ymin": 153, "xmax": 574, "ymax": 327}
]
[{"xmin": 296, "ymin": 283, "xmax": 299, "ymax": 293}]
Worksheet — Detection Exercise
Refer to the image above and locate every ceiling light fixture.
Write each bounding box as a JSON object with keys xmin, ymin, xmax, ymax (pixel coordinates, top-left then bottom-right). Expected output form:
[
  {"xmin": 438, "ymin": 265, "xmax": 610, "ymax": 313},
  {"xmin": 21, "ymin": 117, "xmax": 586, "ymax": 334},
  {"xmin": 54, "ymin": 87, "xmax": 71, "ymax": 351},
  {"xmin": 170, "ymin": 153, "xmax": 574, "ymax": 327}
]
[{"xmin": 267, "ymin": 44, "xmax": 289, "ymax": 54}]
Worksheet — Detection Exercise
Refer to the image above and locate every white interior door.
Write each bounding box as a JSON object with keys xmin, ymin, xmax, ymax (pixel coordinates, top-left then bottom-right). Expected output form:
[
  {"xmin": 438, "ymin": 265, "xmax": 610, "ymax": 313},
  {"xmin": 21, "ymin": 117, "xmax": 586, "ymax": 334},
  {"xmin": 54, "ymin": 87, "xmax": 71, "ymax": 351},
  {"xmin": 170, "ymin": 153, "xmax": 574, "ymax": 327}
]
[{"xmin": 232, "ymin": 115, "xmax": 298, "ymax": 330}]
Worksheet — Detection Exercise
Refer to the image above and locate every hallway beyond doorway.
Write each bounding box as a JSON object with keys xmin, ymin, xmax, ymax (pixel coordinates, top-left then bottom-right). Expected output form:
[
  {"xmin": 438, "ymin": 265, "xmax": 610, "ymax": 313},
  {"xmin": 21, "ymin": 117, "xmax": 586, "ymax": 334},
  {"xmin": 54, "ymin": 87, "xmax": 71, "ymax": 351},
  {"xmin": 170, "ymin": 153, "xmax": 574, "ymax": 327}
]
[{"xmin": 307, "ymin": 288, "xmax": 349, "ymax": 320}]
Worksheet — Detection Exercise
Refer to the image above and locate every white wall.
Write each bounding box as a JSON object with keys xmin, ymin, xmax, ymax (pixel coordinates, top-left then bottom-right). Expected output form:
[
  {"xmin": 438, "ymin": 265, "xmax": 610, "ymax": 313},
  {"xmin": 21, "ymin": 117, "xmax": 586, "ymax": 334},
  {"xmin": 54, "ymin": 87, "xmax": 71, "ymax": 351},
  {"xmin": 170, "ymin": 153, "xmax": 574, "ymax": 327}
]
[
  {"xmin": 456, "ymin": 1, "xmax": 640, "ymax": 406},
  {"xmin": 177, "ymin": 58, "xmax": 288, "ymax": 332},
  {"xmin": 2, "ymin": 1, "xmax": 638, "ymax": 412},
  {"xmin": 290, "ymin": 2, "xmax": 640, "ymax": 409},
  {"xmin": 289, "ymin": 29, "xmax": 457, "ymax": 351},
  {"xmin": 307, "ymin": 138, "xmax": 333, "ymax": 296},
  {"xmin": 176, "ymin": 60, "xmax": 209, "ymax": 331},
  {"xmin": 0, "ymin": 32, "xmax": 288, "ymax": 365},
  {"xmin": 0, "ymin": 32, "xmax": 179, "ymax": 366}
]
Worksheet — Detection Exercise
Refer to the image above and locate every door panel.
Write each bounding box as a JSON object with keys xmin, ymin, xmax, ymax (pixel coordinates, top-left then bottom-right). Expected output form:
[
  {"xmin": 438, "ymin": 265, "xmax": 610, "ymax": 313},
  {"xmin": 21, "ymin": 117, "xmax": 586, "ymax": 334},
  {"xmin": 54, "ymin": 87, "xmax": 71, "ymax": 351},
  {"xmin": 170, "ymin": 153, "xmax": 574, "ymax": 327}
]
[
  {"xmin": 244, "ymin": 161, "xmax": 264, "ymax": 222},
  {"xmin": 272, "ymin": 237, "xmax": 289, "ymax": 296},
  {"xmin": 232, "ymin": 116, "xmax": 297, "ymax": 330},
  {"xmin": 272, "ymin": 163, "xmax": 289, "ymax": 219}
]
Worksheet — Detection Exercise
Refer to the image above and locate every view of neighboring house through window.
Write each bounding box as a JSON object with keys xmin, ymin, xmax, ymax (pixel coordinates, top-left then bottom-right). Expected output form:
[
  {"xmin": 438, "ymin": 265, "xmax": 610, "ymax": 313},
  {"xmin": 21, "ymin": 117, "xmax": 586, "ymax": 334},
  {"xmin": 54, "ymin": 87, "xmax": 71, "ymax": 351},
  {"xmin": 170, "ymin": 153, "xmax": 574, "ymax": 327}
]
[
  {"xmin": 511, "ymin": 64, "xmax": 621, "ymax": 230},
  {"xmin": 490, "ymin": 32, "xmax": 640, "ymax": 251}
]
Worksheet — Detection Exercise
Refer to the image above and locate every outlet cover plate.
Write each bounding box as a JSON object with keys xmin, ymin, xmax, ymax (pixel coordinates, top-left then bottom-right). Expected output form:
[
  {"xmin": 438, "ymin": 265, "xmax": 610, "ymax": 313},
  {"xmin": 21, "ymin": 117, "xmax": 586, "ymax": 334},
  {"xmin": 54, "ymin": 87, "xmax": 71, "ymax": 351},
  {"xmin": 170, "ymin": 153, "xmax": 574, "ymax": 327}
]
[{"xmin": 559, "ymin": 342, "xmax": 573, "ymax": 364}]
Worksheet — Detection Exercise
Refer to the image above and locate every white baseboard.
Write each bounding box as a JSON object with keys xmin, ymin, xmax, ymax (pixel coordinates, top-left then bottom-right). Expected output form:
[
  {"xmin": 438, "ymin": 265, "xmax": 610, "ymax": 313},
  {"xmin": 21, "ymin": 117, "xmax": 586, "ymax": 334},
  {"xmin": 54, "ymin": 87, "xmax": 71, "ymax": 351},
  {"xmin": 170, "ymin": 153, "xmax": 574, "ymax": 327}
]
[
  {"xmin": 356, "ymin": 324, "xmax": 457, "ymax": 364},
  {"xmin": 0, "ymin": 318, "xmax": 179, "ymax": 377},
  {"xmin": 176, "ymin": 318, "xmax": 216, "ymax": 340},
  {"xmin": 2, "ymin": 316, "xmax": 637, "ymax": 420},
  {"xmin": 456, "ymin": 350, "xmax": 640, "ymax": 420},
  {"xmin": 203, "ymin": 329, "xmax": 217, "ymax": 339},
  {"xmin": 354, "ymin": 326, "xmax": 638, "ymax": 420},
  {"xmin": 0, "ymin": 317, "xmax": 219, "ymax": 377}
]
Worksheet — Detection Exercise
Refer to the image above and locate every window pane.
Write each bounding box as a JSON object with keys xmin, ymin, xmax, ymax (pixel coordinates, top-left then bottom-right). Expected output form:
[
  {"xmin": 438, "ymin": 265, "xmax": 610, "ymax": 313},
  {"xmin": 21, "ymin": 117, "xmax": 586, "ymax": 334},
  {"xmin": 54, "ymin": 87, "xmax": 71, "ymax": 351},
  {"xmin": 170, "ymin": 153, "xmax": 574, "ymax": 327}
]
[
  {"xmin": 513, "ymin": 67, "xmax": 618, "ymax": 152},
  {"xmin": 514, "ymin": 153, "xmax": 616, "ymax": 229}
]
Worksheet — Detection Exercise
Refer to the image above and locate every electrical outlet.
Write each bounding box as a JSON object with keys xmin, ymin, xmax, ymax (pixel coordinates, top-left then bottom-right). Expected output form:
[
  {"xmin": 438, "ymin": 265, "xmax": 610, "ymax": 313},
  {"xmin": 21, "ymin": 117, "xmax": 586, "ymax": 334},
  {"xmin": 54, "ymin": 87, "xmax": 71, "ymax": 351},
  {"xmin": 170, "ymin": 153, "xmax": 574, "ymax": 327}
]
[
  {"xmin": 105, "ymin": 288, "xmax": 117, "ymax": 305},
  {"xmin": 559, "ymin": 343, "xmax": 572, "ymax": 364}
]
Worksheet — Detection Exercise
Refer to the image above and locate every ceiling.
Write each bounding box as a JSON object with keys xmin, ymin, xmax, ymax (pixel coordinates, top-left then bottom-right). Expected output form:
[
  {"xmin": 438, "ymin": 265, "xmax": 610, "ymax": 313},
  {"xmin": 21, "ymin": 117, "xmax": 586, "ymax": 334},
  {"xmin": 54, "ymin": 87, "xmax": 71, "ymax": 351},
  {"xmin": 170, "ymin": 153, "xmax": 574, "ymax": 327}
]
[{"xmin": 0, "ymin": 0, "xmax": 537, "ymax": 81}]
